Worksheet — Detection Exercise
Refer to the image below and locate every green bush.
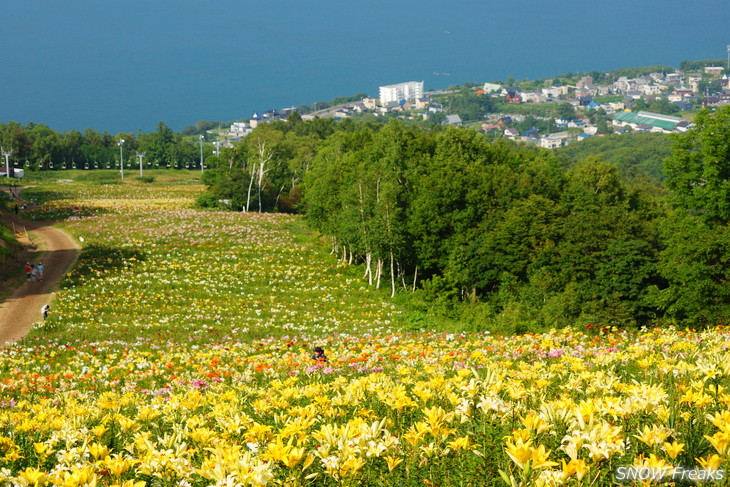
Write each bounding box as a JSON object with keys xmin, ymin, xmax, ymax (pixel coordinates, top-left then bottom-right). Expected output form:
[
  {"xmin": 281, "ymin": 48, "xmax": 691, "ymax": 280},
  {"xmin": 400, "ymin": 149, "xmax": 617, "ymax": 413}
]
[{"xmin": 195, "ymin": 191, "xmax": 222, "ymax": 209}]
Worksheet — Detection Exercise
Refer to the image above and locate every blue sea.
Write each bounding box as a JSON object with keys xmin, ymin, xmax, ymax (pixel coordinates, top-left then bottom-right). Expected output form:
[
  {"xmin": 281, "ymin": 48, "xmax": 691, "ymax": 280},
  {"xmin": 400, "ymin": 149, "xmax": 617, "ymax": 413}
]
[{"xmin": 2, "ymin": 0, "xmax": 728, "ymax": 134}]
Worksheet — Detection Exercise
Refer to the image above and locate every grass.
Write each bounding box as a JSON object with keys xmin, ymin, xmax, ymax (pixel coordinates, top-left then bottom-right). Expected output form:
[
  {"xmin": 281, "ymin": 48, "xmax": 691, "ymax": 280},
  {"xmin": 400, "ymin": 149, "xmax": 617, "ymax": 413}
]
[{"xmin": 22, "ymin": 177, "xmax": 404, "ymax": 346}]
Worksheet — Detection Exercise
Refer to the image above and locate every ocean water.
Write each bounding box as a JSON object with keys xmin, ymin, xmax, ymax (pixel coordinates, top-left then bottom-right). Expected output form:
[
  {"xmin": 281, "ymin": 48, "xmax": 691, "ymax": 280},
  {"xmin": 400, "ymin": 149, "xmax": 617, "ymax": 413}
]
[{"xmin": 1, "ymin": 0, "xmax": 728, "ymax": 133}]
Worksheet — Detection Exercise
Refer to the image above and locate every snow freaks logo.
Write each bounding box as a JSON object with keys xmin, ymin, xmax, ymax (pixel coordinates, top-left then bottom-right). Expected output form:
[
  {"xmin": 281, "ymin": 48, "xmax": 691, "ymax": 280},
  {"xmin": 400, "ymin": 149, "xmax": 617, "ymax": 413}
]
[{"xmin": 615, "ymin": 466, "xmax": 725, "ymax": 483}]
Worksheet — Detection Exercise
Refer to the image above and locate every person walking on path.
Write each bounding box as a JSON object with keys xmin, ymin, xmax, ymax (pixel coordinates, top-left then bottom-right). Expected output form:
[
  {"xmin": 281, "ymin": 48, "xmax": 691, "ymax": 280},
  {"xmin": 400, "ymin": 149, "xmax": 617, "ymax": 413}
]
[
  {"xmin": 41, "ymin": 304, "xmax": 50, "ymax": 320},
  {"xmin": 0, "ymin": 198, "xmax": 81, "ymax": 346},
  {"xmin": 37, "ymin": 262, "xmax": 44, "ymax": 282},
  {"xmin": 25, "ymin": 262, "xmax": 31, "ymax": 281},
  {"xmin": 30, "ymin": 264, "xmax": 37, "ymax": 282}
]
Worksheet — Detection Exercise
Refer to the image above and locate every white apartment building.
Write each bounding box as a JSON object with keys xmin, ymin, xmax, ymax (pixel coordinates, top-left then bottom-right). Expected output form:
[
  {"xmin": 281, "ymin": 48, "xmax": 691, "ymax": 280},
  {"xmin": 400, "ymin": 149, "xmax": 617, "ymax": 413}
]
[
  {"xmin": 639, "ymin": 84, "xmax": 665, "ymax": 96},
  {"xmin": 379, "ymin": 81, "xmax": 424, "ymax": 105}
]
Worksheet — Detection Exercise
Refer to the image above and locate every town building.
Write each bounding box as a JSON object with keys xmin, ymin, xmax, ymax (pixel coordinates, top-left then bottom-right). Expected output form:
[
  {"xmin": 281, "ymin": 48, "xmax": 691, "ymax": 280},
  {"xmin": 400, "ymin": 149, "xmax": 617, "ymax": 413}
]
[
  {"xmin": 379, "ymin": 81, "xmax": 424, "ymax": 105},
  {"xmin": 611, "ymin": 110, "xmax": 688, "ymax": 133},
  {"xmin": 576, "ymin": 76, "xmax": 593, "ymax": 89},
  {"xmin": 444, "ymin": 114, "xmax": 463, "ymax": 126},
  {"xmin": 482, "ymin": 82, "xmax": 502, "ymax": 94},
  {"xmin": 704, "ymin": 66, "xmax": 724, "ymax": 76},
  {"xmin": 362, "ymin": 97, "xmax": 379, "ymax": 110},
  {"xmin": 540, "ymin": 134, "xmax": 563, "ymax": 149}
]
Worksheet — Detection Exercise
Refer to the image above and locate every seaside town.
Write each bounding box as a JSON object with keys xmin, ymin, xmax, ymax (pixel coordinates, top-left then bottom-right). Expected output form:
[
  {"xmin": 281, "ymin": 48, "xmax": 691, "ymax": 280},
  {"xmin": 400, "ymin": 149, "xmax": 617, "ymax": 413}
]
[
  {"xmin": 223, "ymin": 64, "xmax": 730, "ymax": 150},
  {"xmin": 2, "ymin": 60, "xmax": 729, "ymax": 179}
]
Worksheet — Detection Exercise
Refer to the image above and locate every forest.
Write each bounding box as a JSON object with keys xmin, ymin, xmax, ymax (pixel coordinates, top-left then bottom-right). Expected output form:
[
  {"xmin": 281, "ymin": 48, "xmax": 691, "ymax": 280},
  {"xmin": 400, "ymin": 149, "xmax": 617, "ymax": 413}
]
[
  {"xmin": 197, "ymin": 108, "xmax": 730, "ymax": 330},
  {"xmin": 2, "ymin": 107, "xmax": 730, "ymax": 330}
]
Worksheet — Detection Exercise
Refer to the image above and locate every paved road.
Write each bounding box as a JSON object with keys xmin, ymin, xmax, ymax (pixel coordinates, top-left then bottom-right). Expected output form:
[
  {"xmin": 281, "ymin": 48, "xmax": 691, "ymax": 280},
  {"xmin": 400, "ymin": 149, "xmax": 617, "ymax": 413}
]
[{"xmin": 0, "ymin": 190, "xmax": 81, "ymax": 346}]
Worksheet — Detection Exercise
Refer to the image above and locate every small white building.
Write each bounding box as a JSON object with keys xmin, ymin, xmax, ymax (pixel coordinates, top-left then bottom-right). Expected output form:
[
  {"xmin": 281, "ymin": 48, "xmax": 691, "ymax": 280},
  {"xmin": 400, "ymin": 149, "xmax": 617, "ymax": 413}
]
[
  {"xmin": 704, "ymin": 66, "xmax": 724, "ymax": 76},
  {"xmin": 362, "ymin": 97, "xmax": 379, "ymax": 110},
  {"xmin": 540, "ymin": 134, "xmax": 563, "ymax": 149},
  {"xmin": 482, "ymin": 82, "xmax": 502, "ymax": 93},
  {"xmin": 445, "ymin": 114, "xmax": 463, "ymax": 126},
  {"xmin": 639, "ymin": 84, "xmax": 665, "ymax": 96},
  {"xmin": 230, "ymin": 122, "xmax": 249, "ymax": 134}
]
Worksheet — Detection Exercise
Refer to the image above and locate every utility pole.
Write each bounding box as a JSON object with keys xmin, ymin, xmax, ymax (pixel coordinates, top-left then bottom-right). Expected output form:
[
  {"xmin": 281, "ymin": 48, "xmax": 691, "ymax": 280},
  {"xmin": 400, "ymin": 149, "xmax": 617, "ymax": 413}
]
[
  {"xmin": 199, "ymin": 135, "xmax": 204, "ymax": 174},
  {"xmin": 1, "ymin": 147, "xmax": 12, "ymax": 178},
  {"xmin": 136, "ymin": 151, "xmax": 146, "ymax": 177},
  {"xmin": 118, "ymin": 139, "xmax": 125, "ymax": 181}
]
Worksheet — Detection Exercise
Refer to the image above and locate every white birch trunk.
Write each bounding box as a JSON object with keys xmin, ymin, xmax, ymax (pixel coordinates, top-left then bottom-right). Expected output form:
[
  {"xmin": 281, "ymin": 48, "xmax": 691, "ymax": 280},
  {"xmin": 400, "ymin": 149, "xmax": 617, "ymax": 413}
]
[
  {"xmin": 390, "ymin": 251, "xmax": 396, "ymax": 298},
  {"xmin": 257, "ymin": 160, "xmax": 265, "ymax": 212},
  {"xmin": 375, "ymin": 259, "xmax": 382, "ymax": 289},
  {"xmin": 245, "ymin": 171, "xmax": 254, "ymax": 212},
  {"xmin": 364, "ymin": 253, "xmax": 373, "ymax": 285}
]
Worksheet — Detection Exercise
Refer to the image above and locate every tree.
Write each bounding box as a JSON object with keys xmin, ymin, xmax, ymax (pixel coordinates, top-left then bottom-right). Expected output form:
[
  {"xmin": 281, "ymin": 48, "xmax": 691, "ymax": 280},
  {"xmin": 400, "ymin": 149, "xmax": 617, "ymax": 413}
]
[
  {"xmin": 653, "ymin": 106, "xmax": 730, "ymax": 325},
  {"xmin": 664, "ymin": 107, "xmax": 730, "ymax": 224},
  {"xmin": 554, "ymin": 102, "xmax": 575, "ymax": 121},
  {"xmin": 647, "ymin": 98, "xmax": 679, "ymax": 115}
]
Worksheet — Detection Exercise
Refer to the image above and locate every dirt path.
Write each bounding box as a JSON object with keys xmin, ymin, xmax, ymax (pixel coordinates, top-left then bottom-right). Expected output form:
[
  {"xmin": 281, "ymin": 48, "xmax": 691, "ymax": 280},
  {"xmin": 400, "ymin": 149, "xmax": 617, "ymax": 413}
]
[{"xmin": 0, "ymin": 188, "xmax": 81, "ymax": 346}]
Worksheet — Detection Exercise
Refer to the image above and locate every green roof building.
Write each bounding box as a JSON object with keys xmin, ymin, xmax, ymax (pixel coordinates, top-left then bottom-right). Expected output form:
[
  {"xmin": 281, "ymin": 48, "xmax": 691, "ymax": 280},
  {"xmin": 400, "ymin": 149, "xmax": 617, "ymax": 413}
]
[{"xmin": 611, "ymin": 110, "xmax": 688, "ymax": 132}]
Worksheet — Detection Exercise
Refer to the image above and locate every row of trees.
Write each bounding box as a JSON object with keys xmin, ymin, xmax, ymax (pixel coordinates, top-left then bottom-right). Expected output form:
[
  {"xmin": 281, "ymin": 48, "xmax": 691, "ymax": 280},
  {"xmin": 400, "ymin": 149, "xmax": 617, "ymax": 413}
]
[
  {"xmin": 202, "ymin": 107, "xmax": 730, "ymax": 329},
  {"xmin": 0, "ymin": 121, "xmax": 213, "ymax": 170}
]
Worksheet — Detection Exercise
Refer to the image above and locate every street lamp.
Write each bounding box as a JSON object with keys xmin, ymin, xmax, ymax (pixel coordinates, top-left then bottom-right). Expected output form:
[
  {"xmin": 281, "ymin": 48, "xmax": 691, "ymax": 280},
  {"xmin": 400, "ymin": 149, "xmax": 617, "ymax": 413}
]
[
  {"xmin": 199, "ymin": 135, "xmax": 204, "ymax": 174},
  {"xmin": 118, "ymin": 139, "xmax": 125, "ymax": 180},
  {"xmin": 136, "ymin": 151, "xmax": 146, "ymax": 177}
]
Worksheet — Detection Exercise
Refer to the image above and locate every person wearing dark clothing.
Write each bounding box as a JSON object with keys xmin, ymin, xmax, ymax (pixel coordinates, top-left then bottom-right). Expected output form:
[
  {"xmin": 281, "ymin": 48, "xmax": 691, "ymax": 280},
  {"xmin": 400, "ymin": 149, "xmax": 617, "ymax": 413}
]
[{"xmin": 312, "ymin": 346, "xmax": 328, "ymax": 363}]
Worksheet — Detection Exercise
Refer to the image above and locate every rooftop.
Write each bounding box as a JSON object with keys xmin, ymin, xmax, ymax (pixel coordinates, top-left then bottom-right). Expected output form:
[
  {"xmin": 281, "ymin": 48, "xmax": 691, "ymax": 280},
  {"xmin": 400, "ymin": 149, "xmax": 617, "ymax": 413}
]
[{"xmin": 612, "ymin": 110, "xmax": 684, "ymax": 131}]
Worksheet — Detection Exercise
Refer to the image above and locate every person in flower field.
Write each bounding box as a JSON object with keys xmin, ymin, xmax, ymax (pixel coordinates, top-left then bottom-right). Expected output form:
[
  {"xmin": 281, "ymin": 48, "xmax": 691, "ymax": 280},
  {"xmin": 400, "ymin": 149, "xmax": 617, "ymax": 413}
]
[{"xmin": 312, "ymin": 346, "xmax": 328, "ymax": 363}]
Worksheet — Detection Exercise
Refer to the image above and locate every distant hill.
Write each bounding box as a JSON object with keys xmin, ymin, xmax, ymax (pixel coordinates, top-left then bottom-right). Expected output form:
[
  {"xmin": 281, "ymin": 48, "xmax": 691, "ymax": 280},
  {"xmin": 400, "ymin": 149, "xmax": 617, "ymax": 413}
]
[{"xmin": 555, "ymin": 133, "xmax": 673, "ymax": 183}]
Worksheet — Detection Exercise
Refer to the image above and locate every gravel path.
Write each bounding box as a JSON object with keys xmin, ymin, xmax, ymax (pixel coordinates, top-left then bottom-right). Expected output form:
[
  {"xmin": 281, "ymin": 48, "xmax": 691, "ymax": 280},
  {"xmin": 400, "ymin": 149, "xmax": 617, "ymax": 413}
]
[{"xmin": 0, "ymin": 190, "xmax": 81, "ymax": 346}]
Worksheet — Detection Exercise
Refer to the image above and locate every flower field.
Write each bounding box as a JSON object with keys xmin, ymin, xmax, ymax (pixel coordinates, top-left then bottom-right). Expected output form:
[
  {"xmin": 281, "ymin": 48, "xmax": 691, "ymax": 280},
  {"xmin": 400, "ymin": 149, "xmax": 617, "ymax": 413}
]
[{"xmin": 2, "ymin": 174, "xmax": 730, "ymax": 486}]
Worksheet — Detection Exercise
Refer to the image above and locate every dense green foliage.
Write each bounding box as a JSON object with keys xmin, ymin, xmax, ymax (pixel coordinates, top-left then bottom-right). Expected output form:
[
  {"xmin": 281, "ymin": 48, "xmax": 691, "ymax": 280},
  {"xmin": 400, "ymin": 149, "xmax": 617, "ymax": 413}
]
[
  {"xmin": 437, "ymin": 88, "xmax": 498, "ymax": 122},
  {"xmin": 0, "ymin": 192, "xmax": 21, "ymax": 262},
  {"xmin": 0, "ymin": 223, "xmax": 19, "ymax": 260},
  {"xmin": 652, "ymin": 107, "xmax": 730, "ymax": 326},
  {"xmin": 0, "ymin": 121, "xmax": 213, "ymax": 171},
  {"xmin": 7, "ymin": 74, "xmax": 730, "ymax": 329},
  {"xmin": 181, "ymin": 119, "xmax": 221, "ymax": 136},
  {"xmin": 299, "ymin": 122, "xmax": 665, "ymax": 328},
  {"xmin": 196, "ymin": 107, "xmax": 730, "ymax": 329},
  {"xmin": 556, "ymin": 133, "xmax": 673, "ymax": 182},
  {"xmin": 680, "ymin": 59, "xmax": 728, "ymax": 72},
  {"xmin": 198, "ymin": 117, "xmax": 343, "ymax": 212}
]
